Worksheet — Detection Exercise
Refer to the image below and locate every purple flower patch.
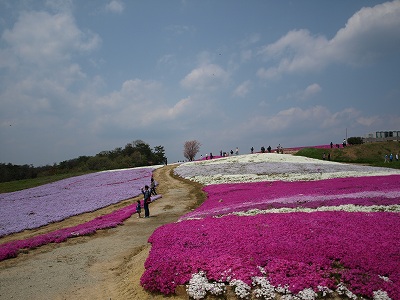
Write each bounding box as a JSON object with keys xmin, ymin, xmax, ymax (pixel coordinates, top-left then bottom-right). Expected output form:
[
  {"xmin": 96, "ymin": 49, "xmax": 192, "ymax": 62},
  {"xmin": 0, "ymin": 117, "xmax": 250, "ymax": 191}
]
[{"xmin": 0, "ymin": 167, "xmax": 154, "ymax": 237}]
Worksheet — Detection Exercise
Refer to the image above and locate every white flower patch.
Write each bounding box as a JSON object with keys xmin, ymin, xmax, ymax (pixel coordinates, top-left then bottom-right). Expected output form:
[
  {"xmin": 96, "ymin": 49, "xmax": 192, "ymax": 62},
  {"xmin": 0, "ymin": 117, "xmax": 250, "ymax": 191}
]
[
  {"xmin": 378, "ymin": 275, "xmax": 391, "ymax": 282},
  {"xmin": 296, "ymin": 288, "xmax": 318, "ymax": 300},
  {"xmin": 228, "ymin": 204, "xmax": 400, "ymax": 217},
  {"xmin": 175, "ymin": 154, "xmax": 400, "ymax": 185},
  {"xmin": 185, "ymin": 268, "xmax": 387, "ymax": 300},
  {"xmin": 229, "ymin": 279, "xmax": 251, "ymax": 299},
  {"xmin": 190, "ymin": 153, "xmax": 336, "ymax": 165},
  {"xmin": 317, "ymin": 285, "xmax": 334, "ymax": 297},
  {"xmin": 186, "ymin": 271, "xmax": 225, "ymax": 299},
  {"xmin": 336, "ymin": 283, "xmax": 358, "ymax": 300},
  {"xmin": 252, "ymin": 276, "xmax": 276, "ymax": 299},
  {"xmin": 373, "ymin": 290, "xmax": 392, "ymax": 300}
]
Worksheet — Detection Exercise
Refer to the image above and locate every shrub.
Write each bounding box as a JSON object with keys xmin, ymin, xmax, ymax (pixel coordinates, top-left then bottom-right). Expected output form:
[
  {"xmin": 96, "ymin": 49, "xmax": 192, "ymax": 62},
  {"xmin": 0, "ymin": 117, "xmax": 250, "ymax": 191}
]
[{"xmin": 347, "ymin": 137, "xmax": 364, "ymax": 145}]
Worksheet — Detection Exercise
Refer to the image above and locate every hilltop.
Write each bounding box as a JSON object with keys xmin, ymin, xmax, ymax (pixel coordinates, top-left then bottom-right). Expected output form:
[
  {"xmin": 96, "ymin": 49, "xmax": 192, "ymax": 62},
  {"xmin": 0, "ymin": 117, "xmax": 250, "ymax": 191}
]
[{"xmin": 294, "ymin": 141, "xmax": 400, "ymax": 168}]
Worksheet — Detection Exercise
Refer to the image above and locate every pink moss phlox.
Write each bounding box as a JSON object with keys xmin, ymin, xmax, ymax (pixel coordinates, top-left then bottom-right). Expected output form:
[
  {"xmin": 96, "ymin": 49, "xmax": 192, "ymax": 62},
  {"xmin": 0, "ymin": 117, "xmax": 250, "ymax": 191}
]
[
  {"xmin": 0, "ymin": 195, "xmax": 161, "ymax": 261},
  {"xmin": 180, "ymin": 175, "xmax": 400, "ymax": 219},
  {"xmin": 142, "ymin": 212, "xmax": 400, "ymax": 298}
]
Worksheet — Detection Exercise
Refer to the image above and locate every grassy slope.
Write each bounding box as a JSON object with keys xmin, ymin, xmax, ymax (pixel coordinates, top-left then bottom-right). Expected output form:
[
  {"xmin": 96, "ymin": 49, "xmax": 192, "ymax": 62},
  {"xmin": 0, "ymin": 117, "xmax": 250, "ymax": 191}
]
[
  {"xmin": 295, "ymin": 141, "xmax": 400, "ymax": 168},
  {"xmin": 0, "ymin": 172, "xmax": 91, "ymax": 194}
]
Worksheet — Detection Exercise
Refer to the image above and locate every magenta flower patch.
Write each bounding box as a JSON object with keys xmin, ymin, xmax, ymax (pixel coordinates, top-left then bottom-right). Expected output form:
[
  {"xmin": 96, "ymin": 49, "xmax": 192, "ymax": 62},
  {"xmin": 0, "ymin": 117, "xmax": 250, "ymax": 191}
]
[
  {"xmin": 180, "ymin": 175, "xmax": 400, "ymax": 219},
  {"xmin": 142, "ymin": 212, "xmax": 400, "ymax": 298},
  {"xmin": 144, "ymin": 154, "xmax": 400, "ymax": 298}
]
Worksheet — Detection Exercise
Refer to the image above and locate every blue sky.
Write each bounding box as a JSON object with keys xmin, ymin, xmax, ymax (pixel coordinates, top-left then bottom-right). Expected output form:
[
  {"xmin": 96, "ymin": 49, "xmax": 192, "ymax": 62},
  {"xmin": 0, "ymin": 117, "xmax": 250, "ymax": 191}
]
[{"xmin": 1, "ymin": 0, "xmax": 399, "ymax": 166}]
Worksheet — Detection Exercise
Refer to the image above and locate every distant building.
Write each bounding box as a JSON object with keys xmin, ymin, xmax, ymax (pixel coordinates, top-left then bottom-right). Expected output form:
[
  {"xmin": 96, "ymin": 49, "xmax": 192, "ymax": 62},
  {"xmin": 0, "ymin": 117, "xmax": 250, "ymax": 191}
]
[{"xmin": 364, "ymin": 130, "xmax": 400, "ymax": 142}]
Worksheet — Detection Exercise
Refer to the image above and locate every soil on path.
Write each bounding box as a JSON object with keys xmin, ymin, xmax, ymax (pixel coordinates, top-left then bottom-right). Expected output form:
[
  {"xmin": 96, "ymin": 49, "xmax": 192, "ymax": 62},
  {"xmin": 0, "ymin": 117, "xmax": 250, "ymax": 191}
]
[{"xmin": 0, "ymin": 164, "xmax": 204, "ymax": 300}]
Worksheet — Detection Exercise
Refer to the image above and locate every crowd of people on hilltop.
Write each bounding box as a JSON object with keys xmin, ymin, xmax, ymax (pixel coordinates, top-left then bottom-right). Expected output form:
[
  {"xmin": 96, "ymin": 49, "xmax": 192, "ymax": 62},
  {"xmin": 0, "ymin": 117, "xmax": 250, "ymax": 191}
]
[
  {"xmin": 201, "ymin": 139, "xmax": 352, "ymax": 159},
  {"xmin": 189, "ymin": 138, "xmax": 400, "ymax": 165},
  {"xmin": 199, "ymin": 144, "xmax": 282, "ymax": 160}
]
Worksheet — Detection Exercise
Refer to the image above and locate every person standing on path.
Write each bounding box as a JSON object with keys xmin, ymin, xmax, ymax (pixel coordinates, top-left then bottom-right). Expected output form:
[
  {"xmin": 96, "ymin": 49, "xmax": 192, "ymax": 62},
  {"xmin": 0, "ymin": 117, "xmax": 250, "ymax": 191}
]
[
  {"xmin": 141, "ymin": 185, "xmax": 151, "ymax": 218},
  {"xmin": 150, "ymin": 177, "xmax": 157, "ymax": 195},
  {"xmin": 136, "ymin": 200, "xmax": 142, "ymax": 218}
]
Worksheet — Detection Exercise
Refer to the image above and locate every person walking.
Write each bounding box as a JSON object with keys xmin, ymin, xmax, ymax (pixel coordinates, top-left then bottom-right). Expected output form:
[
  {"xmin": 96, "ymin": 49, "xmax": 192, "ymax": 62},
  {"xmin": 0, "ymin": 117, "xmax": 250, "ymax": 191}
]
[
  {"xmin": 141, "ymin": 185, "xmax": 151, "ymax": 218},
  {"xmin": 150, "ymin": 177, "xmax": 157, "ymax": 195}
]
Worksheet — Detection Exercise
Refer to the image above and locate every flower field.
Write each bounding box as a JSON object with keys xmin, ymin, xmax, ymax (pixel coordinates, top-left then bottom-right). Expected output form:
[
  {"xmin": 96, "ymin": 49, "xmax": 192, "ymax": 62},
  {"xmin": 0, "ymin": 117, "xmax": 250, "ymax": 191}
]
[
  {"xmin": 0, "ymin": 167, "xmax": 154, "ymax": 237},
  {"xmin": 0, "ymin": 166, "xmax": 162, "ymax": 261},
  {"xmin": 141, "ymin": 153, "xmax": 400, "ymax": 300}
]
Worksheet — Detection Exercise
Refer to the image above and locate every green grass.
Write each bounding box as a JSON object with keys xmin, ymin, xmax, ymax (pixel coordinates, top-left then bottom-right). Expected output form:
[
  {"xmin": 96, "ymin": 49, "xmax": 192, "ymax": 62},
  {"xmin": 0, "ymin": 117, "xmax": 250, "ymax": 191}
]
[
  {"xmin": 0, "ymin": 172, "xmax": 91, "ymax": 194},
  {"xmin": 295, "ymin": 141, "xmax": 400, "ymax": 169}
]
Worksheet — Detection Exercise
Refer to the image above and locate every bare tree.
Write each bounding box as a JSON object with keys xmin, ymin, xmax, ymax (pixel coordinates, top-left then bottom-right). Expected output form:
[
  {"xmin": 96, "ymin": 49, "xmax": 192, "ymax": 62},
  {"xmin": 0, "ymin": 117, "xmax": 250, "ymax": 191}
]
[{"xmin": 183, "ymin": 140, "xmax": 201, "ymax": 161}]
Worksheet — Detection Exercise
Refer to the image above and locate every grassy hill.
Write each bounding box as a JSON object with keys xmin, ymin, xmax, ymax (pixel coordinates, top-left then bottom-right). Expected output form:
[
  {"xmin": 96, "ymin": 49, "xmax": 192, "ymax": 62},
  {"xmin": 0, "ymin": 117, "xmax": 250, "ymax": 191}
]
[{"xmin": 295, "ymin": 141, "xmax": 400, "ymax": 168}]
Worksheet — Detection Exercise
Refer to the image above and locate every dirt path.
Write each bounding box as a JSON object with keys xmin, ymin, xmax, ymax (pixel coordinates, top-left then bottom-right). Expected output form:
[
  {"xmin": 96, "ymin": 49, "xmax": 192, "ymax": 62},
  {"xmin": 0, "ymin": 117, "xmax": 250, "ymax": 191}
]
[{"xmin": 0, "ymin": 165, "xmax": 204, "ymax": 300}]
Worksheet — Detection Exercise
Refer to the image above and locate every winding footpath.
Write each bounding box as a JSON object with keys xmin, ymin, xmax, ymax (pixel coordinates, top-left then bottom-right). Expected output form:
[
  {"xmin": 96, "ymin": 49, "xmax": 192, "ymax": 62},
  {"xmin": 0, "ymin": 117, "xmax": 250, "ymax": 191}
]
[{"xmin": 0, "ymin": 165, "xmax": 202, "ymax": 300}]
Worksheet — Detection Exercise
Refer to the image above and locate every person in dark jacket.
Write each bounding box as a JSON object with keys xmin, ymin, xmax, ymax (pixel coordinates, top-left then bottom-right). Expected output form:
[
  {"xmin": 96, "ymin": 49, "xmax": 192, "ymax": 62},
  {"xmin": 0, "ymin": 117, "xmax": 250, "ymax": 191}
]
[{"xmin": 141, "ymin": 185, "xmax": 151, "ymax": 218}]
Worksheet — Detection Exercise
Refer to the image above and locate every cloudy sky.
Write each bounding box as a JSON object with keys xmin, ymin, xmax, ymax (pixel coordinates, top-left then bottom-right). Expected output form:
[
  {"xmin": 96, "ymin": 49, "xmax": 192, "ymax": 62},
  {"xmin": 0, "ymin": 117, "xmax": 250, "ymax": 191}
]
[{"xmin": 1, "ymin": 0, "xmax": 399, "ymax": 166}]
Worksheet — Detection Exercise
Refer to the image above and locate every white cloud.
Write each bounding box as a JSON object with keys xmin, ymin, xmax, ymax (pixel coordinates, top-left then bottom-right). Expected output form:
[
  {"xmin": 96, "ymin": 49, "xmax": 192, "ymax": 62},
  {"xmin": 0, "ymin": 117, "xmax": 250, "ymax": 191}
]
[
  {"xmin": 164, "ymin": 97, "xmax": 192, "ymax": 119},
  {"xmin": 180, "ymin": 63, "xmax": 229, "ymax": 91},
  {"xmin": 89, "ymin": 79, "xmax": 197, "ymax": 133},
  {"xmin": 357, "ymin": 116, "xmax": 381, "ymax": 127},
  {"xmin": 277, "ymin": 83, "xmax": 322, "ymax": 102},
  {"xmin": 257, "ymin": 29, "xmax": 328, "ymax": 79},
  {"xmin": 209, "ymin": 105, "xmax": 375, "ymax": 153},
  {"xmin": 105, "ymin": 0, "xmax": 125, "ymax": 14},
  {"xmin": 237, "ymin": 106, "xmax": 360, "ymax": 136},
  {"xmin": 0, "ymin": 9, "xmax": 101, "ymax": 124},
  {"xmin": 45, "ymin": 0, "xmax": 73, "ymax": 14},
  {"xmin": 331, "ymin": 0, "xmax": 400, "ymax": 65},
  {"xmin": 233, "ymin": 80, "xmax": 252, "ymax": 97},
  {"xmin": 2, "ymin": 11, "xmax": 101, "ymax": 66},
  {"xmin": 257, "ymin": 1, "xmax": 400, "ymax": 79},
  {"xmin": 300, "ymin": 83, "xmax": 322, "ymax": 100}
]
